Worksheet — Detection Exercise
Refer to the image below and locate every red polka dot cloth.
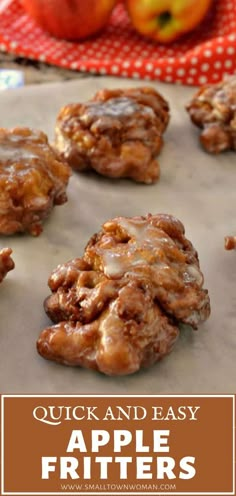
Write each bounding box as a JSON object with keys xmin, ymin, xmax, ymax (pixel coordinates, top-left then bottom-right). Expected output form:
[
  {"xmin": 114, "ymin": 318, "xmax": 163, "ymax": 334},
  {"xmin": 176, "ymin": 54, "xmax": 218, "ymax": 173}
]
[{"xmin": 0, "ymin": 0, "xmax": 235, "ymax": 86}]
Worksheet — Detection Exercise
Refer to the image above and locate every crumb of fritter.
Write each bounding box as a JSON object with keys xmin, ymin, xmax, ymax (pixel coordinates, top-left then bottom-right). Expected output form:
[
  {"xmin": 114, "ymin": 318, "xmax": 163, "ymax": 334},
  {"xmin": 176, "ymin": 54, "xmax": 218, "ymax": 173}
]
[
  {"xmin": 0, "ymin": 248, "xmax": 14, "ymax": 282},
  {"xmin": 225, "ymin": 235, "xmax": 236, "ymax": 250}
]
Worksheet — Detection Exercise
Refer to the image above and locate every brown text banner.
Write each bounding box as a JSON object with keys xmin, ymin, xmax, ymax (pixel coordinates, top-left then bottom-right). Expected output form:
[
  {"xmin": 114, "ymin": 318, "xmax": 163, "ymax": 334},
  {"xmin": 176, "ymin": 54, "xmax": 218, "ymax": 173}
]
[{"xmin": 1, "ymin": 395, "xmax": 235, "ymax": 495}]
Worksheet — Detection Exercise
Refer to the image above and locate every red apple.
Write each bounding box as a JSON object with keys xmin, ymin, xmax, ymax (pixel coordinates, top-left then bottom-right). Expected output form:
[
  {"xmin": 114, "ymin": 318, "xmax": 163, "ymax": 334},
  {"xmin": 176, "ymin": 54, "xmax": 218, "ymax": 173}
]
[{"xmin": 20, "ymin": 0, "xmax": 118, "ymax": 40}]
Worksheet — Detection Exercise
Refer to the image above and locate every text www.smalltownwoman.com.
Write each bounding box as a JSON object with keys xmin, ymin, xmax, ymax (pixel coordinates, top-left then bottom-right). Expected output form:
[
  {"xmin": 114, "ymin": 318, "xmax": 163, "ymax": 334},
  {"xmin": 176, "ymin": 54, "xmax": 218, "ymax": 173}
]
[{"xmin": 60, "ymin": 482, "xmax": 177, "ymax": 491}]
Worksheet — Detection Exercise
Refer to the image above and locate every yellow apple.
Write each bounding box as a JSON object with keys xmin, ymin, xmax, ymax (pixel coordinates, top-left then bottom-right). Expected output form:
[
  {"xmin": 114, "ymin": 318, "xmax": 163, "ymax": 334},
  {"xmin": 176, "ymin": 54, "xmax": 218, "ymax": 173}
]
[{"xmin": 125, "ymin": 0, "xmax": 213, "ymax": 43}]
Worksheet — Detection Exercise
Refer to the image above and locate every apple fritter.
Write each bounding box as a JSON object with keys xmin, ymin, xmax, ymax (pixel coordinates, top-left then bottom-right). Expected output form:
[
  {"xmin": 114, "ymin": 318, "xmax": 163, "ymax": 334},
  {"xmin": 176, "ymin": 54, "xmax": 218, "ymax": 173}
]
[
  {"xmin": 54, "ymin": 87, "xmax": 170, "ymax": 184},
  {"xmin": 37, "ymin": 213, "xmax": 210, "ymax": 376},
  {"xmin": 186, "ymin": 75, "xmax": 236, "ymax": 153},
  {"xmin": 0, "ymin": 127, "xmax": 71, "ymax": 236}
]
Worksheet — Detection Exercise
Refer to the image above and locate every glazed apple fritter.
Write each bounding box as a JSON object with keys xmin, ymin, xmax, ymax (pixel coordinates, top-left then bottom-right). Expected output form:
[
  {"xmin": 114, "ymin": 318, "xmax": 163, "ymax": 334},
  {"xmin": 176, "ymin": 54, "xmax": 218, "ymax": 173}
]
[
  {"xmin": 186, "ymin": 75, "xmax": 236, "ymax": 153},
  {"xmin": 0, "ymin": 127, "xmax": 71, "ymax": 236},
  {"xmin": 54, "ymin": 87, "xmax": 170, "ymax": 184},
  {"xmin": 37, "ymin": 213, "xmax": 210, "ymax": 376}
]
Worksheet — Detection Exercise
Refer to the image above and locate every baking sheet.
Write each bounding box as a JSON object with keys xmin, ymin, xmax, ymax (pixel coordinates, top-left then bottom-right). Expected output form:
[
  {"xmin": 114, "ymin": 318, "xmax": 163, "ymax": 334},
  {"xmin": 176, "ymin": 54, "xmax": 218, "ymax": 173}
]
[{"xmin": 0, "ymin": 77, "xmax": 235, "ymax": 394}]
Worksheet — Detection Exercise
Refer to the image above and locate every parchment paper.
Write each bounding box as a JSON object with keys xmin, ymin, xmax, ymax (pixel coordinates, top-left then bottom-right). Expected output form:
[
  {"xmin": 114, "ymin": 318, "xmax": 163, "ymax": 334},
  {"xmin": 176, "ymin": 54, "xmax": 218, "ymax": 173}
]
[{"xmin": 0, "ymin": 77, "xmax": 235, "ymax": 394}]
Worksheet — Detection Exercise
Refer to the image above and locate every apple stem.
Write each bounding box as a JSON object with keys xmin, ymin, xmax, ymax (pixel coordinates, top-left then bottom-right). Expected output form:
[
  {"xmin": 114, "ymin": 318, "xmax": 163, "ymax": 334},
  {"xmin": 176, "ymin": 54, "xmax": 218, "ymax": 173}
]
[{"xmin": 157, "ymin": 11, "xmax": 172, "ymax": 29}]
